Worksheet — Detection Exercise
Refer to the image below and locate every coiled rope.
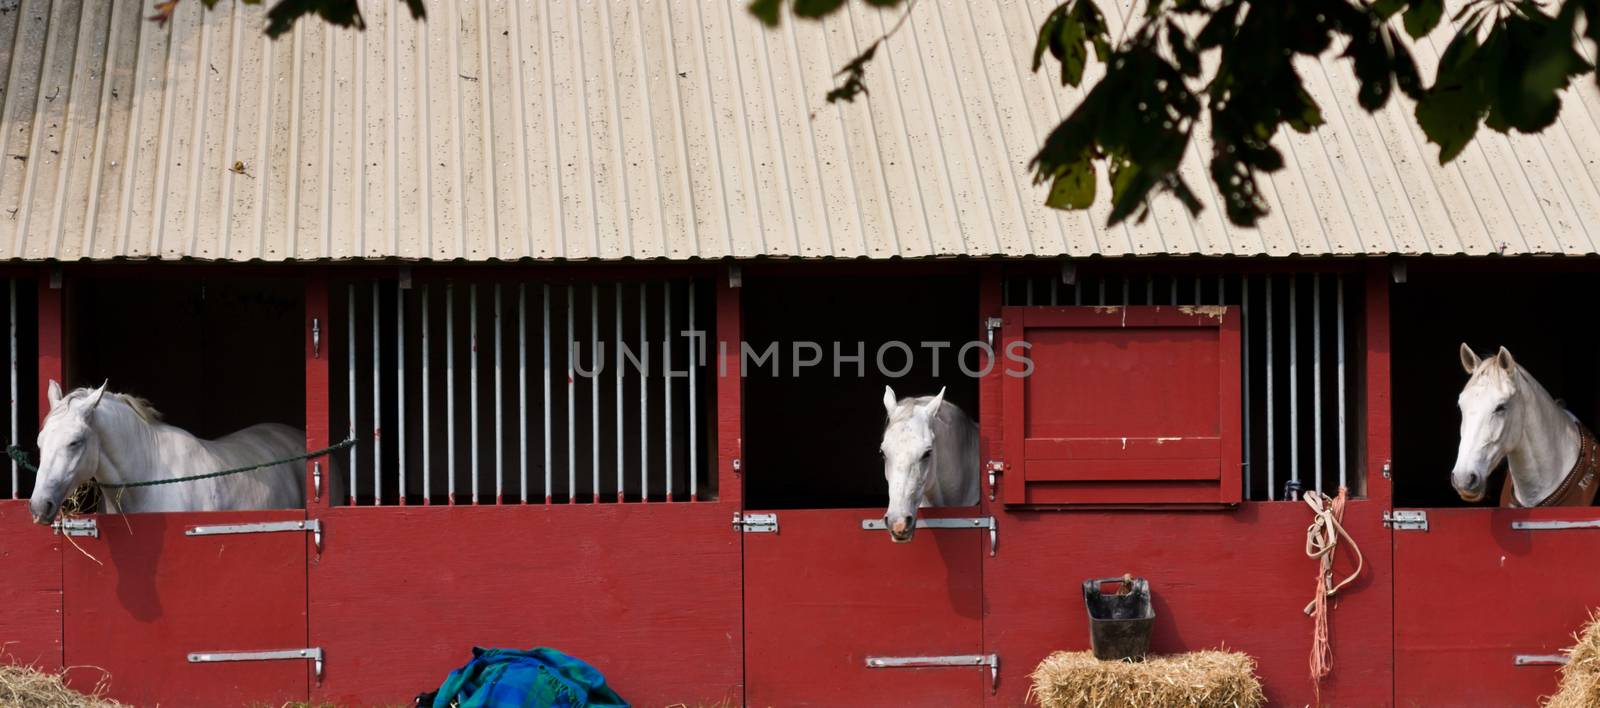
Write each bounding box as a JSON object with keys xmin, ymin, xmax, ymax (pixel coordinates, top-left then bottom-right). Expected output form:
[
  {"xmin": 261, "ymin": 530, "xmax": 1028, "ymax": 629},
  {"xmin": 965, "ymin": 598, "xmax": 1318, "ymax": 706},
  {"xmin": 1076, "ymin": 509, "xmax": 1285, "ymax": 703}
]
[{"xmin": 1302, "ymin": 487, "xmax": 1363, "ymax": 689}]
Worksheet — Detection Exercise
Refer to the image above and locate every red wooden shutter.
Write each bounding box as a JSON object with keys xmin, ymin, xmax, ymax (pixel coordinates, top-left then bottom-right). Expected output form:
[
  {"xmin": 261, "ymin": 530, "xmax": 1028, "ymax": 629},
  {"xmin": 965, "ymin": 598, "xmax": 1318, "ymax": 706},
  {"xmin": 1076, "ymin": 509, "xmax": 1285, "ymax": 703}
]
[{"xmin": 1000, "ymin": 306, "xmax": 1242, "ymax": 507}]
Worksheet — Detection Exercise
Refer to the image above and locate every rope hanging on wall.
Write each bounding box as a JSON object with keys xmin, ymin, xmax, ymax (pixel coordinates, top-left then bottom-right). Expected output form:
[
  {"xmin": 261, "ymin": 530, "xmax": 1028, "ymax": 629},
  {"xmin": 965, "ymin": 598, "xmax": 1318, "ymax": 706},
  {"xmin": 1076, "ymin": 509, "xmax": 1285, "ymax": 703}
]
[{"xmin": 1302, "ymin": 487, "xmax": 1364, "ymax": 692}]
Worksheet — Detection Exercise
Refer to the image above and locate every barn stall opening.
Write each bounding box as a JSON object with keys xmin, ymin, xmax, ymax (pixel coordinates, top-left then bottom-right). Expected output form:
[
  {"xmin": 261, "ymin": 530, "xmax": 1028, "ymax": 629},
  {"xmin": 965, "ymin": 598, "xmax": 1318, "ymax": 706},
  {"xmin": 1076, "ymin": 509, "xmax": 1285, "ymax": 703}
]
[{"xmin": 3, "ymin": 0, "xmax": 1600, "ymax": 705}]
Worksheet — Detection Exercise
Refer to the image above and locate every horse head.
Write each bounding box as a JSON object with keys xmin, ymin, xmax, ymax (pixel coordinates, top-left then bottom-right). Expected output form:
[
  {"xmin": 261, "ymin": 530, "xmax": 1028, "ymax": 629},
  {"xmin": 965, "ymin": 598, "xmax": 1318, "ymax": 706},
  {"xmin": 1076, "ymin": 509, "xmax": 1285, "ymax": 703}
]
[
  {"xmin": 1453, "ymin": 344, "xmax": 1524, "ymax": 502},
  {"xmin": 30, "ymin": 380, "xmax": 109, "ymax": 525},
  {"xmin": 879, "ymin": 385, "xmax": 946, "ymax": 543}
]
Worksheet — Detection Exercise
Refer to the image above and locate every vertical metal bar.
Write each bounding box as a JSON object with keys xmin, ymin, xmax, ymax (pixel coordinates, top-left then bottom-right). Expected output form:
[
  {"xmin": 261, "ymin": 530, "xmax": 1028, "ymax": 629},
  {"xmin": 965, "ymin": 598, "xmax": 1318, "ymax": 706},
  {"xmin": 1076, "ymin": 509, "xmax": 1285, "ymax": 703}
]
[
  {"xmin": 397, "ymin": 283, "xmax": 405, "ymax": 505},
  {"xmin": 1049, "ymin": 279, "xmax": 1058, "ymax": 306},
  {"xmin": 446, "ymin": 283, "xmax": 456, "ymax": 504},
  {"xmin": 1002, "ymin": 280, "xmax": 1010, "ymax": 306},
  {"xmin": 1313, "ymin": 275, "xmax": 1323, "ymax": 493},
  {"xmin": 591, "ymin": 284, "xmax": 600, "ymax": 503},
  {"xmin": 1266, "ymin": 276, "xmax": 1275, "ymax": 501},
  {"xmin": 422, "ymin": 284, "xmax": 431, "ymax": 504},
  {"xmin": 1074, "ymin": 280, "xmax": 1082, "ymax": 305},
  {"xmin": 1121, "ymin": 277, "xmax": 1130, "ymax": 306},
  {"xmin": 615, "ymin": 283, "xmax": 624, "ymax": 502},
  {"xmin": 1242, "ymin": 276, "xmax": 1252, "ymax": 499},
  {"xmin": 1145, "ymin": 276, "xmax": 1153, "ymax": 304},
  {"xmin": 1337, "ymin": 276, "xmax": 1348, "ymax": 490},
  {"xmin": 665, "ymin": 281, "xmax": 674, "ymax": 502},
  {"xmin": 542, "ymin": 284, "xmax": 552, "ymax": 504},
  {"xmin": 8, "ymin": 280, "xmax": 16, "ymax": 498},
  {"xmin": 1097, "ymin": 278, "xmax": 1105, "ymax": 305},
  {"xmin": 519, "ymin": 284, "xmax": 528, "ymax": 503},
  {"xmin": 689, "ymin": 280, "xmax": 698, "ymax": 502},
  {"xmin": 470, "ymin": 284, "xmax": 479, "ymax": 505},
  {"xmin": 1024, "ymin": 279, "xmax": 1033, "ymax": 306},
  {"xmin": 640, "ymin": 285, "xmax": 649, "ymax": 501},
  {"xmin": 566, "ymin": 285, "xmax": 576, "ymax": 502},
  {"xmin": 1169, "ymin": 277, "xmax": 1177, "ymax": 305},
  {"xmin": 494, "ymin": 284, "xmax": 503, "ymax": 504},
  {"xmin": 373, "ymin": 283, "xmax": 381, "ymax": 505},
  {"xmin": 347, "ymin": 284, "xmax": 356, "ymax": 505},
  {"xmin": 1289, "ymin": 276, "xmax": 1300, "ymax": 486},
  {"xmin": 1194, "ymin": 278, "xmax": 1201, "ymax": 305}
]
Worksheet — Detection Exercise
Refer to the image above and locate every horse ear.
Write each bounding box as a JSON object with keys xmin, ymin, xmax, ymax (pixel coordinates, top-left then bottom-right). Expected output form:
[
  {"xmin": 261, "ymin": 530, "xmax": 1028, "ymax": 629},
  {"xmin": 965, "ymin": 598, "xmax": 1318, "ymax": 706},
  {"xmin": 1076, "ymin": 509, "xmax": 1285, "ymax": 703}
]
[
  {"xmin": 1459, "ymin": 343, "xmax": 1480, "ymax": 375},
  {"xmin": 921, "ymin": 386, "xmax": 946, "ymax": 417},
  {"xmin": 1496, "ymin": 347, "xmax": 1517, "ymax": 374},
  {"xmin": 85, "ymin": 380, "xmax": 108, "ymax": 410},
  {"xmin": 883, "ymin": 386, "xmax": 898, "ymax": 415},
  {"xmin": 46, "ymin": 380, "xmax": 62, "ymax": 409}
]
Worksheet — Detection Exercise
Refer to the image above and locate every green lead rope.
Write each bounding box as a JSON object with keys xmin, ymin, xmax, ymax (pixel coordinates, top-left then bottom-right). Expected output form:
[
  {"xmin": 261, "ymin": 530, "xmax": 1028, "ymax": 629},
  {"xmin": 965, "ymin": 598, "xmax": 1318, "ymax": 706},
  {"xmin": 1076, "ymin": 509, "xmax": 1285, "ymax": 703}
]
[{"xmin": 5, "ymin": 438, "xmax": 356, "ymax": 489}]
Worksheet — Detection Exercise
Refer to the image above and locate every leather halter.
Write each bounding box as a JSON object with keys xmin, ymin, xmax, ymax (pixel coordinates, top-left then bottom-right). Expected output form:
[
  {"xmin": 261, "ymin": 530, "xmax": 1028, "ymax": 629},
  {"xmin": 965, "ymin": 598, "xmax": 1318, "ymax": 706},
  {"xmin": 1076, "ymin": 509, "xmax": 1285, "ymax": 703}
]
[{"xmin": 1502, "ymin": 421, "xmax": 1600, "ymax": 508}]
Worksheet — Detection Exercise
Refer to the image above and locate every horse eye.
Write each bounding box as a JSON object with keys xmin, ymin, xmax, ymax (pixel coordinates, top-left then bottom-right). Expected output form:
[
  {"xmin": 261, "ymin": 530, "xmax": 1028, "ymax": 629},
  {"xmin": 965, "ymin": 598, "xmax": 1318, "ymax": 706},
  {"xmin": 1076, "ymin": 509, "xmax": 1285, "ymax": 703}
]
[
  {"xmin": 920, "ymin": 449, "xmax": 932, "ymax": 460},
  {"xmin": 1495, "ymin": 404, "xmax": 1507, "ymax": 414}
]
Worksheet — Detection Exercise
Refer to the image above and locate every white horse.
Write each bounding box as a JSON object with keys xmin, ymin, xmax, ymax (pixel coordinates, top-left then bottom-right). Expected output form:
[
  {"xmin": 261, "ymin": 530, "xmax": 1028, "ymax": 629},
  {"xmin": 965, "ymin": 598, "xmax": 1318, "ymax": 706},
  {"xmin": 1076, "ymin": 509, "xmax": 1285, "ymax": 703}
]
[
  {"xmin": 28, "ymin": 381, "xmax": 306, "ymax": 525},
  {"xmin": 878, "ymin": 386, "xmax": 979, "ymax": 542},
  {"xmin": 1453, "ymin": 345, "xmax": 1600, "ymax": 507}
]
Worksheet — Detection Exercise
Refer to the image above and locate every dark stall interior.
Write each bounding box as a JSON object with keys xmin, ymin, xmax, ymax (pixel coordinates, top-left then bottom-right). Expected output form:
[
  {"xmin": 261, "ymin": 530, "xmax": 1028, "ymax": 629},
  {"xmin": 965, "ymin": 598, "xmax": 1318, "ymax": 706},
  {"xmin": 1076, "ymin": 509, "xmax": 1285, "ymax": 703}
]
[
  {"xmin": 1391, "ymin": 268, "xmax": 1600, "ymax": 507},
  {"xmin": 743, "ymin": 274, "xmax": 980, "ymax": 510},
  {"xmin": 67, "ymin": 276, "xmax": 305, "ymax": 442}
]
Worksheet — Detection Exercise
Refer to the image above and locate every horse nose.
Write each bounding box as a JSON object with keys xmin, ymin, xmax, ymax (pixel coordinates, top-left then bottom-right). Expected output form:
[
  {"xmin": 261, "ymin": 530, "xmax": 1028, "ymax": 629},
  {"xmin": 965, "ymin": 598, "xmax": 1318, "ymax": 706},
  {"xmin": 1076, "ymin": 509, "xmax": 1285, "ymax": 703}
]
[
  {"xmin": 31, "ymin": 499, "xmax": 55, "ymax": 524},
  {"xmin": 1464, "ymin": 472, "xmax": 1481, "ymax": 489}
]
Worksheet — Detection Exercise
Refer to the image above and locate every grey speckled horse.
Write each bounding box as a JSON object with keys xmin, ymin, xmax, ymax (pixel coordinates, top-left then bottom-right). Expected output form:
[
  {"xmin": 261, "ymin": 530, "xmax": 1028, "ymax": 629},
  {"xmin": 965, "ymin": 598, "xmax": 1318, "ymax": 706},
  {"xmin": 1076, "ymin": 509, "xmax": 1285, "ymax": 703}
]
[{"xmin": 878, "ymin": 386, "xmax": 979, "ymax": 543}]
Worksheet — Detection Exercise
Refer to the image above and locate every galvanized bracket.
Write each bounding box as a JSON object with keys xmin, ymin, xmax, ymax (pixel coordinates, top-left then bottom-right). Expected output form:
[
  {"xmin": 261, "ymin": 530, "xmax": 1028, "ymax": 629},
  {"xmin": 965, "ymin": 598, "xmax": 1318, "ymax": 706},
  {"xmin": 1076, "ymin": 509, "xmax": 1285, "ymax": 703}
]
[
  {"xmin": 1512, "ymin": 519, "xmax": 1600, "ymax": 531},
  {"xmin": 311, "ymin": 317, "xmax": 321, "ymax": 358},
  {"xmin": 732, "ymin": 512, "xmax": 777, "ymax": 534},
  {"xmin": 1515, "ymin": 654, "xmax": 1569, "ymax": 666},
  {"xmin": 861, "ymin": 516, "xmax": 997, "ymax": 557},
  {"xmin": 188, "ymin": 648, "xmax": 324, "ymax": 679},
  {"xmin": 187, "ymin": 519, "xmax": 323, "ymax": 552},
  {"xmin": 866, "ymin": 654, "xmax": 999, "ymax": 692},
  {"xmin": 52, "ymin": 517, "xmax": 98, "ymax": 538},
  {"xmin": 985, "ymin": 460, "xmax": 1003, "ymax": 502},
  {"xmin": 1383, "ymin": 510, "xmax": 1427, "ymax": 531},
  {"xmin": 985, "ymin": 317, "xmax": 1003, "ymax": 347}
]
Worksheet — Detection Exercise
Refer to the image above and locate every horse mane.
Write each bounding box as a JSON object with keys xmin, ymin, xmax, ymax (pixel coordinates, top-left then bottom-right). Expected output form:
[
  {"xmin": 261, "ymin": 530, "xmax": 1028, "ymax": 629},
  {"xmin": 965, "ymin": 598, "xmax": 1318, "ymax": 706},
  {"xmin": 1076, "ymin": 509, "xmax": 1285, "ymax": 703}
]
[{"xmin": 48, "ymin": 388, "xmax": 163, "ymax": 423}]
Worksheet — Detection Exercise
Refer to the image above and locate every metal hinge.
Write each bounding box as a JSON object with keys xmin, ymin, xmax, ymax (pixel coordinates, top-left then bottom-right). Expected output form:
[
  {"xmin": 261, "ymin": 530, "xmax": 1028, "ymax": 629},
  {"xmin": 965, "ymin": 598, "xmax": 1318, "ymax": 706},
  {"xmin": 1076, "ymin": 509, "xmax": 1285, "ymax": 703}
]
[
  {"xmin": 1383, "ymin": 510, "xmax": 1428, "ymax": 531},
  {"xmin": 187, "ymin": 519, "xmax": 323, "ymax": 552},
  {"xmin": 986, "ymin": 460, "xmax": 1003, "ymax": 502},
  {"xmin": 52, "ymin": 518, "xmax": 98, "ymax": 538},
  {"xmin": 1512, "ymin": 519, "xmax": 1600, "ymax": 531},
  {"xmin": 985, "ymin": 317, "xmax": 1003, "ymax": 347},
  {"xmin": 861, "ymin": 516, "xmax": 997, "ymax": 557},
  {"xmin": 1516, "ymin": 654, "xmax": 1569, "ymax": 666},
  {"xmin": 866, "ymin": 654, "xmax": 1000, "ymax": 693},
  {"xmin": 732, "ymin": 513, "xmax": 778, "ymax": 534},
  {"xmin": 189, "ymin": 648, "xmax": 324, "ymax": 679}
]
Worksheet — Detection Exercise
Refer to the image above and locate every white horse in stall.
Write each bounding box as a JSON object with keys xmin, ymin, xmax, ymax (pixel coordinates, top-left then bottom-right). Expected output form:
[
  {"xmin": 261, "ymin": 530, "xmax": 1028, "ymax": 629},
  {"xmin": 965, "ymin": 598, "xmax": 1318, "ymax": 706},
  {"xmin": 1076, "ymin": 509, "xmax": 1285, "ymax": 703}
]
[
  {"xmin": 1453, "ymin": 345, "xmax": 1600, "ymax": 507},
  {"xmin": 28, "ymin": 381, "xmax": 306, "ymax": 525},
  {"xmin": 878, "ymin": 386, "xmax": 980, "ymax": 542}
]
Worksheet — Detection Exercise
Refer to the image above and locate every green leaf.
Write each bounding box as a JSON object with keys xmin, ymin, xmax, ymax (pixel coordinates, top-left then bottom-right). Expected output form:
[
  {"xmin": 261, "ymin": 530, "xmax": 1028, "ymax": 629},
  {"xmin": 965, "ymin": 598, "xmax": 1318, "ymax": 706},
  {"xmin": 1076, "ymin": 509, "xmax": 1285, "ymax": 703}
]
[
  {"xmin": 399, "ymin": 0, "xmax": 424, "ymax": 21},
  {"xmin": 1167, "ymin": 21, "xmax": 1200, "ymax": 77},
  {"xmin": 1285, "ymin": 86, "xmax": 1324, "ymax": 133},
  {"xmin": 793, "ymin": 0, "xmax": 847, "ymax": 19},
  {"xmin": 265, "ymin": 0, "xmax": 364, "ymax": 38},
  {"xmin": 1056, "ymin": 13, "xmax": 1089, "ymax": 86},
  {"xmin": 1045, "ymin": 157, "xmax": 1097, "ymax": 210},
  {"xmin": 1402, "ymin": 0, "xmax": 1443, "ymax": 38},
  {"xmin": 1033, "ymin": 5, "xmax": 1066, "ymax": 73},
  {"xmin": 750, "ymin": 0, "xmax": 782, "ymax": 27},
  {"xmin": 1416, "ymin": 85, "xmax": 1484, "ymax": 163}
]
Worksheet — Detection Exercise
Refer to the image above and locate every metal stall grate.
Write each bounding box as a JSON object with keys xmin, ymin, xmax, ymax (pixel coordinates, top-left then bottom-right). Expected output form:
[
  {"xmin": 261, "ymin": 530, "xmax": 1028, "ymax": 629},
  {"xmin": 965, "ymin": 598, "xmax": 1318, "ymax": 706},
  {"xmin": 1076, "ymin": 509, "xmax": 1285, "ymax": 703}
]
[
  {"xmin": 334, "ymin": 278, "xmax": 715, "ymax": 506},
  {"xmin": 3, "ymin": 279, "xmax": 38, "ymax": 500},
  {"xmin": 1003, "ymin": 272, "xmax": 1364, "ymax": 501}
]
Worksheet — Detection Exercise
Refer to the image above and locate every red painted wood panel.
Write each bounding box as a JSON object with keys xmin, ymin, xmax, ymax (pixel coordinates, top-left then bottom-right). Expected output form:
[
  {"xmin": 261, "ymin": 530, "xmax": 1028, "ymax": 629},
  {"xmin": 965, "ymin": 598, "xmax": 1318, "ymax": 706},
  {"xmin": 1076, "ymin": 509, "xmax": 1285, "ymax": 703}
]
[
  {"xmin": 744, "ymin": 507, "xmax": 986, "ymax": 707},
  {"xmin": 62, "ymin": 510, "xmax": 309, "ymax": 707},
  {"xmin": 308, "ymin": 504, "xmax": 741, "ymax": 707},
  {"xmin": 983, "ymin": 502, "xmax": 1392, "ymax": 707},
  {"xmin": 36, "ymin": 279, "xmax": 62, "ymax": 421},
  {"xmin": 1394, "ymin": 507, "xmax": 1600, "ymax": 707},
  {"xmin": 1002, "ymin": 305, "xmax": 1241, "ymax": 506},
  {"xmin": 0, "ymin": 502, "xmax": 61, "ymax": 670}
]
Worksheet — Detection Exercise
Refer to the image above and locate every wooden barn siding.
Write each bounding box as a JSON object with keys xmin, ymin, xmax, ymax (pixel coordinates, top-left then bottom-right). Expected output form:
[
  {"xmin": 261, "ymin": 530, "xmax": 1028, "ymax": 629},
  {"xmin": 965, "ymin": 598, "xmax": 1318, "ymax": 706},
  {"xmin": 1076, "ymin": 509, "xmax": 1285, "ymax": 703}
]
[
  {"xmin": 976, "ymin": 266, "xmax": 1394, "ymax": 707},
  {"xmin": 0, "ymin": 502, "xmax": 62, "ymax": 672}
]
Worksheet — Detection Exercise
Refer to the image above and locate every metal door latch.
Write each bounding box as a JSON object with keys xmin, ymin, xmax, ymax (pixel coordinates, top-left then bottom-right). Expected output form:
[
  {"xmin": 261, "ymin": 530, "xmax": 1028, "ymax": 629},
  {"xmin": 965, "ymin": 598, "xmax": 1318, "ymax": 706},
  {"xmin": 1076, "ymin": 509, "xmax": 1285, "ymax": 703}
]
[
  {"xmin": 731, "ymin": 513, "xmax": 778, "ymax": 533},
  {"xmin": 187, "ymin": 519, "xmax": 323, "ymax": 552},
  {"xmin": 52, "ymin": 518, "xmax": 98, "ymax": 538},
  {"xmin": 866, "ymin": 654, "xmax": 1000, "ymax": 693},
  {"xmin": 1382, "ymin": 510, "xmax": 1427, "ymax": 531},
  {"xmin": 189, "ymin": 648, "xmax": 325, "ymax": 679},
  {"xmin": 985, "ymin": 460, "xmax": 1003, "ymax": 502},
  {"xmin": 861, "ymin": 516, "xmax": 997, "ymax": 557}
]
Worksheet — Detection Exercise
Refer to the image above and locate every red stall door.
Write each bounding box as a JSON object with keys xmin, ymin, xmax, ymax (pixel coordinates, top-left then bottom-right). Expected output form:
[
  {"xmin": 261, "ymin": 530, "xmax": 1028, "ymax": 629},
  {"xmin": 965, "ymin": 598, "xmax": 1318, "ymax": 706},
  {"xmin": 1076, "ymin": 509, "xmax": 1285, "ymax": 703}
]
[
  {"xmin": 62, "ymin": 510, "xmax": 310, "ymax": 707},
  {"xmin": 1395, "ymin": 507, "xmax": 1600, "ymax": 707},
  {"xmin": 743, "ymin": 507, "xmax": 990, "ymax": 707},
  {"xmin": 0, "ymin": 502, "xmax": 62, "ymax": 671}
]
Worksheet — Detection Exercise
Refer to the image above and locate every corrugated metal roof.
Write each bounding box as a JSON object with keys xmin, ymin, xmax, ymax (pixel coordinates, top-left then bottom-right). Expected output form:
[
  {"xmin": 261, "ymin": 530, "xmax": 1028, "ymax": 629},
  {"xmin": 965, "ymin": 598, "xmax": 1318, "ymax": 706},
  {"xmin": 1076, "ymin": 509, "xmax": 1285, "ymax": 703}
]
[{"xmin": 2, "ymin": 0, "xmax": 1598, "ymax": 261}]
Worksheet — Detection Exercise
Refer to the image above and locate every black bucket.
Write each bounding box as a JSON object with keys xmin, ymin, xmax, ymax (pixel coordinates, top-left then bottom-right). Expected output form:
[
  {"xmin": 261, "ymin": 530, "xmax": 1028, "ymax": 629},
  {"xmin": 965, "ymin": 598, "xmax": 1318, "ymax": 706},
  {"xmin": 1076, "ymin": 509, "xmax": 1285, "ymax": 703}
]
[{"xmin": 1082, "ymin": 576, "xmax": 1155, "ymax": 661}]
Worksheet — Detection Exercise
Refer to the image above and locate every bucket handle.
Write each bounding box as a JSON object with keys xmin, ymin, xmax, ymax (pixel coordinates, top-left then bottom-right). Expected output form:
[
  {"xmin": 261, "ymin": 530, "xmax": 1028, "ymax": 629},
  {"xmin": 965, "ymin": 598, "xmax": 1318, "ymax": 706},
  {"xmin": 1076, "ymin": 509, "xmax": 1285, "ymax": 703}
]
[{"xmin": 1082, "ymin": 576, "xmax": 1147, "ymax": 597}]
